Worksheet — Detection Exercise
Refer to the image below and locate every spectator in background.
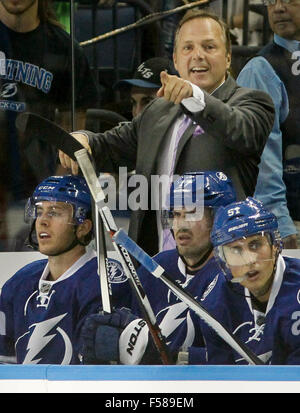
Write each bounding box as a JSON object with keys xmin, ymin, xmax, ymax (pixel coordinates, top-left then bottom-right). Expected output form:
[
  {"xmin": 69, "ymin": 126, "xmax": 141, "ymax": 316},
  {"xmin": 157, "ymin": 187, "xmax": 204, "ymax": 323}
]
[
  {"xmin": 114, "ymin": 57, "xmax": 175, "ymax": 118},
  {"xmin": 0, "ymin": 0, "xmax": 99, "ymax": 250},
  {"xmin": 112, "ymin": 57, "xmax": 174, "ymax": 222},
  {"xmin": 228, "ymin": 0, "xmax": 265, "ymax": 46},
  {"xmin": 237, "ymin": 0, "xmax": 300, "ymax": 248}
]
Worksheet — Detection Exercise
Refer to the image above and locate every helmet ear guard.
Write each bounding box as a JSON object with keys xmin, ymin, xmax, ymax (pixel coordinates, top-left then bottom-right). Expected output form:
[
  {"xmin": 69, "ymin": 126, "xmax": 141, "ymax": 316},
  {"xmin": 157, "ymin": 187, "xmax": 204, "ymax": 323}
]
[
  {"xmin": 25, "ymin": 220, "xmax": 39, "ymax": 251},
  {"xmin": 269, "ymin": 229, "xmax": 283, "ymax": 254},
  {"xmin": 74, "ymin": 206, "xmax": 90, "ymax": 225},
  {"xmin": 24, "ymin": 197, "xmax": 35, "ymax": 224}
]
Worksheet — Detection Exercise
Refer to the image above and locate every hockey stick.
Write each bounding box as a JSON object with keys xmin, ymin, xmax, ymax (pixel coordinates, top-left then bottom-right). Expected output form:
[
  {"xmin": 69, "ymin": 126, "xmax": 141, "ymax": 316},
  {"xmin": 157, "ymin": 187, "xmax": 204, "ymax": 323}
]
[
  {"xmin": 74, "ymin": 149, "xmax": 173, "ymax": 365},
  {"xmin": 15, "ymin": 112, "xmax": 112, "ymax": 313},
  {"xmin": 16, "ymin": 112, "xmax": 83, "ymax": 160},
  {"xmin": 94, "ymin": 205, "xmax": 112, "ymax": 313},
  {"xmin": 112, "ymin": 229, "xmax": 265, "ymax": 366}
]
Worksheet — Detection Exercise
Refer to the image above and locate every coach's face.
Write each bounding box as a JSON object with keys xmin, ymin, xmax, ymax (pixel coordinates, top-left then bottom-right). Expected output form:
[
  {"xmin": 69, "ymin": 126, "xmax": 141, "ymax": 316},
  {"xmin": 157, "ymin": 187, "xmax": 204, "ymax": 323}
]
[
  {"xmin": 173, "ymin": 17, "xmax": 231, "ymax": 94},
  {"xmin": 267, "ymin": 0, "xmax": 300, "ymax": 40}
]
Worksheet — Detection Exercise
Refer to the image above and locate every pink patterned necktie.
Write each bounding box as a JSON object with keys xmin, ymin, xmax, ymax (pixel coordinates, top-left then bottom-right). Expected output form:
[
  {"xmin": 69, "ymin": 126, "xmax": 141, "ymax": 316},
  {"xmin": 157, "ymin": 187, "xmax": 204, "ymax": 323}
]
[
  {"xmin": 169, "ymin": 115, "xmax": 191, "ymax": 176},
  {"xmin": 162, "ymin": 115, "xmax": 192, "ymax": 251}
]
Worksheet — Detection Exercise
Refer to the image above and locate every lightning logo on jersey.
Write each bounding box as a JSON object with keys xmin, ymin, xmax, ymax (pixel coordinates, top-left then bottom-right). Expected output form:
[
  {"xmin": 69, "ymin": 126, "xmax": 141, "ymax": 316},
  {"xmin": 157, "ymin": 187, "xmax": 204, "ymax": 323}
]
[
  {"xmin": 157, "ymin": 302, "xmax": 195, "ymax": 348},
  {"xmin": 20, "ymin": 313, "xmax": 72, "ymax": 364},
  {"xmin": 108, "ymin": 259, "xmax": 127, "ymax": 283}
]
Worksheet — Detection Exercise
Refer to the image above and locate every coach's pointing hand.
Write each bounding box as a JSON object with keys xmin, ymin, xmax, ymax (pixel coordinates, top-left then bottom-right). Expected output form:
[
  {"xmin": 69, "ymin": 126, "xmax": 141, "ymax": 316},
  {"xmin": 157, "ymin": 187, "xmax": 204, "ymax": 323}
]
[
  {"xmin": 157, "ymin": 71, "xmax": 193, "ymax": 104},
  {"xmin": 58, "ymin": 132, "xmax": 91, "ymax": 175}
]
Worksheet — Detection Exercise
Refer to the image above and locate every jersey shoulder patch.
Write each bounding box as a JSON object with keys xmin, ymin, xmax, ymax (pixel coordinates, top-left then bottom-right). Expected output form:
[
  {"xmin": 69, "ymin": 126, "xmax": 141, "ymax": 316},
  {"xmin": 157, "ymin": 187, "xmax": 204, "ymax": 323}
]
[{"xmin": 107, "ymin": 259, "xmax": 127, "ymax": 283}]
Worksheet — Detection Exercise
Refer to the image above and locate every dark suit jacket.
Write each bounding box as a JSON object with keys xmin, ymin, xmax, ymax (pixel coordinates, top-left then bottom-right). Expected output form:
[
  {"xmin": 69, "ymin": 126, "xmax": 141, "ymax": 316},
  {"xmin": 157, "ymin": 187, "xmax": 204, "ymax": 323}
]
[{"xmin": 87, "ymin": 76, "xmax": 275, "ymax": 255}]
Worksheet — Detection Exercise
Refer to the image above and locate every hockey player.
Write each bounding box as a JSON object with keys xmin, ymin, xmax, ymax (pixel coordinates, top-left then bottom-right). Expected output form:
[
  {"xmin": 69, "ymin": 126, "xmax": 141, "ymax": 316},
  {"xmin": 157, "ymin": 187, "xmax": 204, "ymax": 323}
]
[
  {"xmin": 0, "ymin": 175, "xmax": 131, "ymax": 364},
  {"xmin": 79, "ymin": 171, "xmax": 237, "ymax": 365},
  {"xmin": 200, "ymin": 196, "xmax": 300, "ymax": 364}
]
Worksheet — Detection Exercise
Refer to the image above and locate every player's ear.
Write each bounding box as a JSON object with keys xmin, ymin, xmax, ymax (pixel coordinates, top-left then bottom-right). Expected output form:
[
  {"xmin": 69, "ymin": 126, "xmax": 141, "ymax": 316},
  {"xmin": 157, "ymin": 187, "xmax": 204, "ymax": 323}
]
[
  {"xmin": 272, "ymin": 244, "xmax": 278, "ymax": 259},
  {"xmin": 76, "ymin": 219, "xmax": 93, "ymax": 240}
]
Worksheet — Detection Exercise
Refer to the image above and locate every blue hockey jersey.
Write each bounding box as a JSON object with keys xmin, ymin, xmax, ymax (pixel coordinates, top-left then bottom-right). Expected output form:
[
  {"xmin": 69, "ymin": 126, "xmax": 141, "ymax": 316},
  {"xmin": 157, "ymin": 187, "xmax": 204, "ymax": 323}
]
[
  {"xmin": 196, "ymin": 255, "xmax": 300, "ymax": 365},
  {"xmin": 134, "ymin": 249, "xmax": 222, "ymax": 353},
  {"xmin": 0, "ymin": 249, "xmax": 131, "ymax": 364}
]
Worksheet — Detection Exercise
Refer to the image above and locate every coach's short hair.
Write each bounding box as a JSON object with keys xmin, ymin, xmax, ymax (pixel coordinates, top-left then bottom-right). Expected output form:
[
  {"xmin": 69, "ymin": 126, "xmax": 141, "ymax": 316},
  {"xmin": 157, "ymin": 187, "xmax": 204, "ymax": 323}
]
[{"xmin": 173, "ymin": 9, "xmax": 232, "ymax": 55}]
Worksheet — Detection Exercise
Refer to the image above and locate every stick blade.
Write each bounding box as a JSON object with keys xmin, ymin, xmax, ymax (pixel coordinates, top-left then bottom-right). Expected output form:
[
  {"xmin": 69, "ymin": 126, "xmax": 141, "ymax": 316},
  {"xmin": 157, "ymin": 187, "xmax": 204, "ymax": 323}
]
[{"xmin": 16, "ymin": 112, "xmax": 84, "ymax": 161}]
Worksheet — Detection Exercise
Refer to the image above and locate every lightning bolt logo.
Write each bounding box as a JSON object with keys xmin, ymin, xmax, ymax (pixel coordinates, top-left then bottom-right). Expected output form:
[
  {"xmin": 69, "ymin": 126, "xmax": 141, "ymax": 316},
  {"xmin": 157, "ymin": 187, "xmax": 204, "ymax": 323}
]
[
  {"xmin": 22, "ymin": 313, "xmax": 70, "ymax": 364},
  {"xmin": 109, "ymin": 263, "xmax": 118, "ymax": 279},
  {"xmin": 157, "ymin": 302, "xmax": 195, "ymax": 347},
  {"xmin": 108, "ymin": 259, "xmax": 127, "ymax": 283},
  {"xmin": 1, "ymin": 82, "xmax": 17, "ymax": 98}
]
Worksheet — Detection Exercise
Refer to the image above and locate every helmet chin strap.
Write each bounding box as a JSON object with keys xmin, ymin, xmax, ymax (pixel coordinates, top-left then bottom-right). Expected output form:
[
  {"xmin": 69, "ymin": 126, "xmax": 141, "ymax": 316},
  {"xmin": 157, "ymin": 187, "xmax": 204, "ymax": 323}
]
[
  {"xmin": 171, "ymin": 227, "xmax": 213, "ymax": 271},
  {"xmin": 178, "ymin": 246, "xmax": 213, "ymax": 271}
]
